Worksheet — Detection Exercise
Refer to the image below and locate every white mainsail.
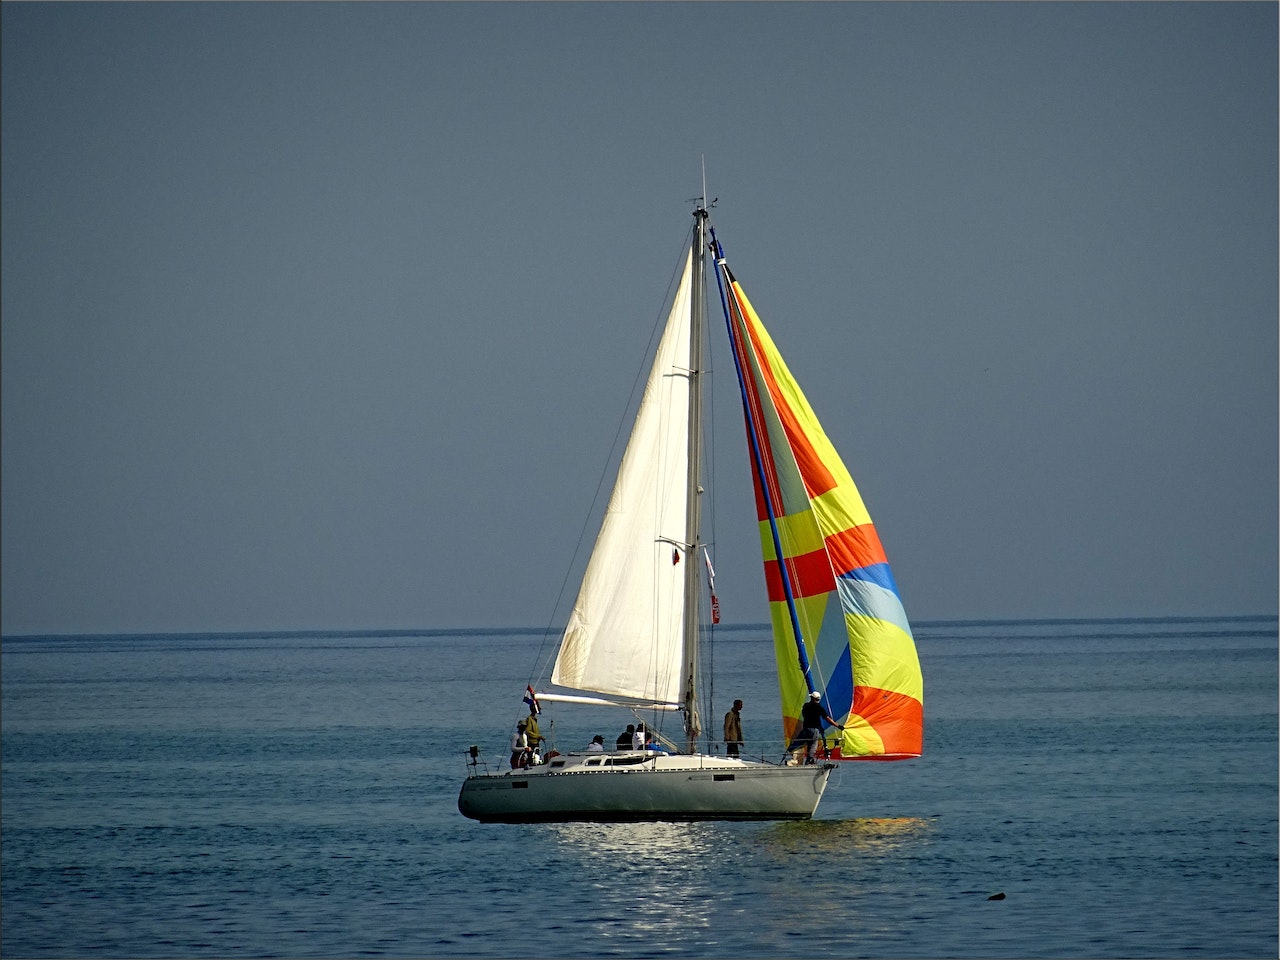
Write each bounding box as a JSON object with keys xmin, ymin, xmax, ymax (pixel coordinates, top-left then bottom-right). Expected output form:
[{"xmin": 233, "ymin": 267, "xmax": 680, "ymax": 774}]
[{"xmin": 551, "ymin": 252, "xmax": 695, "ymax": 704}]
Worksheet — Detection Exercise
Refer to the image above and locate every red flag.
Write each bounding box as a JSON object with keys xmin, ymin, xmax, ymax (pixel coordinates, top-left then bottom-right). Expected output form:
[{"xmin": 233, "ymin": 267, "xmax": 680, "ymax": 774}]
[
  {"xmin": 711, "ymin": 594, "xmax": 720, "ymax": 624},
  {"xmin": 523, "ymin": 685, "xmax": 541, "ymax": 715},
  {"xmin": 672, "ymin": 549, "xmax": 680, "ymax": 565}
]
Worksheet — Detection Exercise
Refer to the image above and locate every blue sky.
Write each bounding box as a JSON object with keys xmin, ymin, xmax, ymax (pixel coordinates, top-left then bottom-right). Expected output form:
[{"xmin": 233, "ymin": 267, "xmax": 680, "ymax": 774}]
[{"xmin": 2, "ymin": 2, "xmax": 1276, "ymax": 635}]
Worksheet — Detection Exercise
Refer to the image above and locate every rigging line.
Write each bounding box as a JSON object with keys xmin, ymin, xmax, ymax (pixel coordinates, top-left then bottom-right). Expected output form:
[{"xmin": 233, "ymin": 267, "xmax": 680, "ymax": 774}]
[
  {"xmin": 709, "ymin": 227, "xmax": 816, "ymax": 695},
  {"xmin": 527, "ymin": 220, "xmax": 700, "ymax": 693}
]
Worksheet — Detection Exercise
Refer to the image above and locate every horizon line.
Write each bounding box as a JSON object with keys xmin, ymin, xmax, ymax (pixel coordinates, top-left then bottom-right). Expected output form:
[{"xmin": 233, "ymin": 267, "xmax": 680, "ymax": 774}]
[{"xmin": 3, "ymin": 612, "xmax": 1276, "ymax": 643}]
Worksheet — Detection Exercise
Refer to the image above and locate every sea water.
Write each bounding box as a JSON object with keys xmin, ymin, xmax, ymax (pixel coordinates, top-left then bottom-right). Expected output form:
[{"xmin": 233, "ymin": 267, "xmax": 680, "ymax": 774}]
[{"xmin": 2, "ymin": 617, "xmax": 1276, "ymax": 958}]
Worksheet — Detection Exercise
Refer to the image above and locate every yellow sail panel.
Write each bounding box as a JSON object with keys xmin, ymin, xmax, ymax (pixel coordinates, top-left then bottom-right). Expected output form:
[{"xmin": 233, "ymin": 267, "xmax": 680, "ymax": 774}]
[
  {"xmin": 848, "ymin": 615, "xmax": 923, "ymax": 701},
  {"xmin": 838, "ymin": 713, "xmax": 886, "ymax": 756},
  {"xmin": 810, "ymin": 482, "xmax": 873, "ymax": 538},
  {"xmin": 755, "ymin": 511, "xmax": 826, "ymax": 563}
]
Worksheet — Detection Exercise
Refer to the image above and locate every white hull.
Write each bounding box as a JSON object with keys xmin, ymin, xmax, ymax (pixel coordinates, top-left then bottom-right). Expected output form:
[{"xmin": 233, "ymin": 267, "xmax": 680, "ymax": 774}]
[{"xmin": 458, "ymin": 751, "xmax": 833, "ymax": 823}]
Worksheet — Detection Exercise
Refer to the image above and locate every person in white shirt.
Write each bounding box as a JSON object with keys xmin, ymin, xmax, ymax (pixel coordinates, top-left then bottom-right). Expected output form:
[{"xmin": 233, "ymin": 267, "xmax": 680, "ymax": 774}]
[{"xmin": 509, "ymin": 721, "xmax": 531, "ymax": 769}]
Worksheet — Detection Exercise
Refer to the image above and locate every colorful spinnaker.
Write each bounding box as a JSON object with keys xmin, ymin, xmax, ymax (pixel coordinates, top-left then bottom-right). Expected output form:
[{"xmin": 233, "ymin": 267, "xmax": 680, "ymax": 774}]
[{"xmin": 714, "ymin": 241, "xmax": 924, "ymax": 760}]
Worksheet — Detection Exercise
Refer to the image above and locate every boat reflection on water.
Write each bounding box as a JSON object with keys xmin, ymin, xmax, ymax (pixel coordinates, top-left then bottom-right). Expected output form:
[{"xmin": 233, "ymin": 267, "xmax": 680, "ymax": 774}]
[
  {"xmin": 544, "ymin": 822, "xmax": 720, "ymax": 941},
  {"xmin": 537, "ymin": 818, "xmax": 935, "ymax": 952},
  {"xmin": 545, "ymin": 816, "xmax": 934, "ymax": 863},
  {"xmin": 546, "ymin": 820, "xmax": 723, "ymax": 863},
  {"xmin": 758, "ymin": 817, "xmax": 936, "ymax": 856}
]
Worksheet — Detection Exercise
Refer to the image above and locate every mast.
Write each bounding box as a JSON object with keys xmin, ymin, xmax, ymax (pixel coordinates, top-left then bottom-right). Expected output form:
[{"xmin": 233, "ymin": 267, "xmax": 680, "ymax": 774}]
[{"xmin": 681, "ymin": 205, "xmax": 708, "ymax": 752}]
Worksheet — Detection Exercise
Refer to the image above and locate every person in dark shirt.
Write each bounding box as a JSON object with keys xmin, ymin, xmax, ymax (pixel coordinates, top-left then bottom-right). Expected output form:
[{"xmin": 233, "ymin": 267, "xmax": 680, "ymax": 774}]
[
  {"xmin": 616, "ymin": 724, "xmax": 635, "ymax": 750},
  {"xmin": 790, "ymin": 691, "xmax": 839, "ymax": 764},
  {"xmin": 723, "ymin": 699, "xmax": 744, "ymax": 757}
]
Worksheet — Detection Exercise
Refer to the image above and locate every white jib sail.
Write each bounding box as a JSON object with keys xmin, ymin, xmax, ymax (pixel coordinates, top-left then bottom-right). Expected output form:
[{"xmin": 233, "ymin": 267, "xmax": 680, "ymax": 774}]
[{"xmin": 552, "ymin": 251, "xmax": 694, "ymax": 704}]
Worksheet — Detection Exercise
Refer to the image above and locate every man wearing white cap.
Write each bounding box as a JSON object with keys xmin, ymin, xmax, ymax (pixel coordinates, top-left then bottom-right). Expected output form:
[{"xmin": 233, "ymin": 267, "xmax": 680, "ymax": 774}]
[{"xmin": 791, "ymin": 691, "xmax": 839, "ymax": 765}]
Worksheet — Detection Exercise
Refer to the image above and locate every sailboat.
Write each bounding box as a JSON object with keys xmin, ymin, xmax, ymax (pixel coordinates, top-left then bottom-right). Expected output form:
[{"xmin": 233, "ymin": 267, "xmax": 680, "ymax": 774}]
[{"xmin": 457, "ymin": 204, "xmax": 923, "ymax": 823}]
